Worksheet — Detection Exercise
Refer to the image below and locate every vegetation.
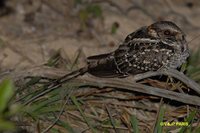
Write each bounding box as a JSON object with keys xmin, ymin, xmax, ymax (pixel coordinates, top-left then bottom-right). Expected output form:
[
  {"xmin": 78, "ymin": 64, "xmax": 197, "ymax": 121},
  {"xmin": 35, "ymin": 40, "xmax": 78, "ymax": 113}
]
[
  {"xmin": 0, "ymin": 0, "xmax": 199, "ymax": 132},
  {"xmin": 0, "ymin": 80, "xmax": 17, "ymax": 132},
  {"xmin": 0, "ymin": 49, "xmax": 198, "ymax": 132}
]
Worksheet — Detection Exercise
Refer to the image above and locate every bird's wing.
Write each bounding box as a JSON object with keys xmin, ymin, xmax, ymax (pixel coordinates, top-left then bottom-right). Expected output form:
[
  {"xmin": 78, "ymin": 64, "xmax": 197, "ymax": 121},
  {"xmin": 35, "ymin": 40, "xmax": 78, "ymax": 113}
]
[
  {"xmin": 114, "ymin": 38, "xmax": 175, "ymax": 75},
  {"xmin": 87, "ymin": 53, "xmax": 124, "ymax": 78}
]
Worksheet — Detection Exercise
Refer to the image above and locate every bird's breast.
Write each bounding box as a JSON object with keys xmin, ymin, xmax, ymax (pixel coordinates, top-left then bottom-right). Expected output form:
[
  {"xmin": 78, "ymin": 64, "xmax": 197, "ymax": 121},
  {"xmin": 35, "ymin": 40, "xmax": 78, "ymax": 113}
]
[{"xmin": 166, "ymin": 51, "xmax": 189, "ymax": 69}]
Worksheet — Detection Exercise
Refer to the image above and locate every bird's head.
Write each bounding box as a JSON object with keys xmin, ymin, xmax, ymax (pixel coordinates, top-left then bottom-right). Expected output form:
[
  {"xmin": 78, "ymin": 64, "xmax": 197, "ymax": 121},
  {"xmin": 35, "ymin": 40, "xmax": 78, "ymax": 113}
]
[{"xmin": 147, "ymin": 21, "xmax": 188, "ymax": 52}]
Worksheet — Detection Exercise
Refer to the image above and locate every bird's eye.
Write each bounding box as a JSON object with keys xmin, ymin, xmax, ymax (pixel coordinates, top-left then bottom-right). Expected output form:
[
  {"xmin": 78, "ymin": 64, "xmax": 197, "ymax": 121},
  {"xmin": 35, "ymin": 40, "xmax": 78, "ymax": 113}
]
[
  {"xmin": 164, "ymin": 30, "xmax": 171, "ymax": 35},
  {"xmin": 182, "ymin": 35, "xmax": 185, "ymax": 40}
]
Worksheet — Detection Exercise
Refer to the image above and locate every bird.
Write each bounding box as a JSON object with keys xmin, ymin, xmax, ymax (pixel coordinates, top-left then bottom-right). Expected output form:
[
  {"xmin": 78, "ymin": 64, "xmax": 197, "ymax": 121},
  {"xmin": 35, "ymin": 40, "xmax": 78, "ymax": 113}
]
[{"xmin": 55, "ymin": 21, "xmax": 190, "ymax": 84}]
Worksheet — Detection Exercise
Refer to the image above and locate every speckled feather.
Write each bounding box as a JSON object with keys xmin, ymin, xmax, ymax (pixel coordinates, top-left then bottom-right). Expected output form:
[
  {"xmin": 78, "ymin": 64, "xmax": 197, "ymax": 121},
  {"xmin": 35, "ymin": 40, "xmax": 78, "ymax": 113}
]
[
  {"xmin": 87, "ymin": 21, "xmax": 190, "ymax": 78},
  {"xmin": 113, "ymin": 39, "xmax": 174, "ymax": 76}
]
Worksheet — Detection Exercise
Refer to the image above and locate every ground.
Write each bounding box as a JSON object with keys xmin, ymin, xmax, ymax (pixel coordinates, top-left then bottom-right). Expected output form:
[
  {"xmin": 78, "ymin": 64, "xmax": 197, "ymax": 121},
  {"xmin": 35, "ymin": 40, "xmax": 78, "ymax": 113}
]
[
  {"xmin": 0, "ymin": 0, "xmax": 200, "ymax": 72},
  {"xmin": 0, "ymin": 0, "xmax": 200, "ymax": 132}
]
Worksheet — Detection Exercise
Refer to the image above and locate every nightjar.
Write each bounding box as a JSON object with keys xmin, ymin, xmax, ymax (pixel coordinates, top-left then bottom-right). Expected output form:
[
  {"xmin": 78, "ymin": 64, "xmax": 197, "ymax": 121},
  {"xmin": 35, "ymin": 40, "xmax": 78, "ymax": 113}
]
[{"xmin": 87, "ymin": 21, "xmax": 189, "ymax": 78}]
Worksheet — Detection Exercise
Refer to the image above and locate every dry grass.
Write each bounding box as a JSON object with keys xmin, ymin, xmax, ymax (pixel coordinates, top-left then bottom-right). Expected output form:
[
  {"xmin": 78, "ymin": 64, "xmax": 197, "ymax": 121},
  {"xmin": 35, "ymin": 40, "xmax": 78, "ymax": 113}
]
[
  {"xmin": 0, "ymin": 0, "xmax": 200, "ymax": 132},
  {"xmin": 6, "ymin": 50, "xmax": 199, "ymax": 133}
]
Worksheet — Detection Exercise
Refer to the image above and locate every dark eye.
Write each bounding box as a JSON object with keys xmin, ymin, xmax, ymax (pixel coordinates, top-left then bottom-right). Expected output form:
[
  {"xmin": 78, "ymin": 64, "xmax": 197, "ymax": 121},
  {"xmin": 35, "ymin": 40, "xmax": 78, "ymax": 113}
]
[
  {"xmin": 164, "ymin": 30, "xmax": 171, "ymax": 35},
  {"xmin": 182, "ymin": 35, "xmax": 185, "ymax": 40}
]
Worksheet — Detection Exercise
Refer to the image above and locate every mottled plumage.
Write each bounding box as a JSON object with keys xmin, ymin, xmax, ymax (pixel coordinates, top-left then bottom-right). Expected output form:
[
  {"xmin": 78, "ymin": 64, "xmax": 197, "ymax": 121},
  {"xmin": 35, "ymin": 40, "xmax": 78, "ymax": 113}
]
[{"xmin": 87, "ymin": 21, "xmax": 189, "ymax": 78}]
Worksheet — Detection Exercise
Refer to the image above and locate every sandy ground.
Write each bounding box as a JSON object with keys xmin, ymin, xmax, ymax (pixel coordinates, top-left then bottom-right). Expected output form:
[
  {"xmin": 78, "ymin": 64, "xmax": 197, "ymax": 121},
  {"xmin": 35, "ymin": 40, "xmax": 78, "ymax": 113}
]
[{"xmin": 0, "ymin": 0, "xmax": 200, "ymax": 72}]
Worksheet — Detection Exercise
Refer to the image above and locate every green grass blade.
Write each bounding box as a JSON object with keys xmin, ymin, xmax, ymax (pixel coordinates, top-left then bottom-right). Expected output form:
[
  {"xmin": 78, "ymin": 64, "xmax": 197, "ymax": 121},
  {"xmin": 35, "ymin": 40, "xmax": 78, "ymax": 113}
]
[
  {"xmin": 0, "ymin": 79, "xmax": 14, "ymax": 113},
  {"xmin": 179, "ymin": 110, "xmax": 196, "ymax": 133},
  {"xmin": 0, "ymin": 119, "xmax": 15, "ymax": 131},
  {"xmin": 57, "ymin": 120, "xmax": 76, "ymax": 133},
  {"xmin": 71, "ymin": 96, "xmax": 95, "ymax": 133},
  {"xmin": 154, "ymin": 106, "xmax": 165, "ymax": 133},
  {"xmin": 130, "ymin": 115, "xmax": 139, "ymax": 133},
  {"xmin": 70, "ymin": 49, "xmax": 82, "ymax": 70}
]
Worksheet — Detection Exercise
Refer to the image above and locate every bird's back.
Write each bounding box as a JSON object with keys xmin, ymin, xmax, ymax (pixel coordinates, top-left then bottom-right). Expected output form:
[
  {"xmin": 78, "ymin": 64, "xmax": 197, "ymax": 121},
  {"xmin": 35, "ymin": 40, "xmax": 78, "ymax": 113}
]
[
  {"xmin": 86, "ymin": 26, "xmax": 149, "ymax": 78},
  {"xmin": 86, "ymin": 21, "xmax": 189, "ymax": 78}
]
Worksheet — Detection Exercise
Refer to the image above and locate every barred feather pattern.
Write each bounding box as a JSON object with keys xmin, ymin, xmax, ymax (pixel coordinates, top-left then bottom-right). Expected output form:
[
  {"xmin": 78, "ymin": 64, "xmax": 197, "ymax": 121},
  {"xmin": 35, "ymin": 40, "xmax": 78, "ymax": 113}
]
[
  {"xmin": 113, "ymin": 38, "xmax": 189, "ymax": 76},
  {"xmin": 87, "ymin": 21, "xmax": 190, "ymax": 78}
]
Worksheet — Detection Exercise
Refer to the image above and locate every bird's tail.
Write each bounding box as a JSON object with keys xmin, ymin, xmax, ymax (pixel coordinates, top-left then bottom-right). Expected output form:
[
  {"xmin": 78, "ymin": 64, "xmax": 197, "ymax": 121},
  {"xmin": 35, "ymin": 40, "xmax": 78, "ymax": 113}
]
[
  {"xmin": 87, "ymin": 53, "xmax": 122, "ymax": 78},
  {"xmin": 47, "ymin": 67, "xmax": 88, "ymax": 89},
  {"xmin": 57, "ymin": 67, "xmax": 88, "ymax": 84},
  {"xmin": 49, "ymin": 52, "xmax": 121, "ymax": 87}
]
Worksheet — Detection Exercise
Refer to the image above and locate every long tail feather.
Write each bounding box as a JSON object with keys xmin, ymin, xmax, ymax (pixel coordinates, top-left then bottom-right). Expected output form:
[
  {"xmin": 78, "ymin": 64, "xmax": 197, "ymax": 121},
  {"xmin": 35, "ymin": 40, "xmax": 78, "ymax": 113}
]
[
  {"xmin": 48, "ymin": 67, "xmax": 88, "ymax": 89},
  {"xmin": 58, "ymin": 67, "xmax": 88, "ymax": 83}
]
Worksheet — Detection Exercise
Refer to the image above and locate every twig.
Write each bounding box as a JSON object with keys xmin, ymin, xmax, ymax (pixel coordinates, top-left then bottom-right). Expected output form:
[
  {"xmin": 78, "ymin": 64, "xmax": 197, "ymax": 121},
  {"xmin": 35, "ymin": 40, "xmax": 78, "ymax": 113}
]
[
  {"xmin": 88, "ymin": 101, "xmax": 157, "ymax": 112},
  {"xmin": 133, "ymin": 69, "xmax": 200, "ymax": 95},
  {"xmin": 76, "ymin": 75, "xmax": 200, "ymax": 106},
  {"xmin": 105, "ymin": 105, "xmax": 118, "ymax": 133},
  {"xmin": 152, "ymin": 98, "xmax": 163, "ymax": 132},
  {"xmin": 23, "ymin": 82, "xmax": 61, "ymax": 105},
  {"xmin": 41, "ymin": 88, "xmax": 74, "ymax": 133},
  {"xmin": 1, "ymin": 66, "xmax": 200, "ymax": 106}
]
